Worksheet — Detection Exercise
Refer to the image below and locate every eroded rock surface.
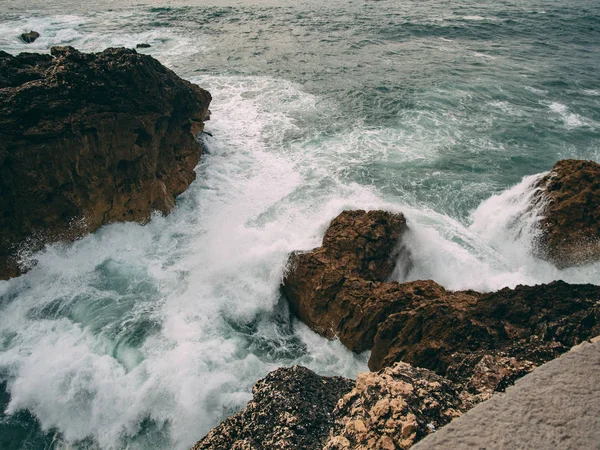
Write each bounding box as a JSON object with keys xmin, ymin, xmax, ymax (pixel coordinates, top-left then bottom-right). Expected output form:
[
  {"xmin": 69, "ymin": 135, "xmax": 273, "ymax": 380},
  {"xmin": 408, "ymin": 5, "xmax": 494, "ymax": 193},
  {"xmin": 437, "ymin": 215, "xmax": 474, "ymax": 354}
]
[
  {"xmin": 192, "ymin": 366, "xmax": 354, "ymax": 450},
  {"xmin": 282, "ymin": 209, "xmax": 600, "ymax": 382},
  {"xmin": 0, "ymin": 46, "xmax": 211, "ymax": 279},
  {"xmin": 534, "ymin": 159, "xmax": 600, "ymax": 268},
  {"xmin": 325, "ymin": 363, "xmax": 464, "ymax": 450}
]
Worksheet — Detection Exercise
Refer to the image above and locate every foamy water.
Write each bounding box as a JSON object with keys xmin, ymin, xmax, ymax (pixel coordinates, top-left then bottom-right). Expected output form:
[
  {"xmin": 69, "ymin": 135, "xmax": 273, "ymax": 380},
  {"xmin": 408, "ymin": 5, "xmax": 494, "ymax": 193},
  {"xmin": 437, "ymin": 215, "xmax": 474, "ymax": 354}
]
[{"xmin": 1, "ymin": 2, "xmax": 600, "ymax": 449}]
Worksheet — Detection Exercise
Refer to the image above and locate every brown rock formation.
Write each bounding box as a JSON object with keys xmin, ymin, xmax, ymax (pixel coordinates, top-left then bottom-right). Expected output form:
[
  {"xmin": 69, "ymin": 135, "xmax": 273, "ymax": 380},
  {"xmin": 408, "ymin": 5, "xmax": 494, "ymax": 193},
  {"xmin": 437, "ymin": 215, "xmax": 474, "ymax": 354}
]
[
  {"xmin": 0, "ymin": 46, "xmax": 211, "ymax": 279},
  {"xmin": 331, "ymin": 278, "xmax": 446, "ymax": 354},
  {"xmin": 192, "ymin": 366, "xmax": 354, "ymax": 450},
  {"xmin": 534, "ymin": 159, "xmax": 600, "ymax": 268},
  {"xmin": 282, "ymin": 209, "xmax": 600, "ymax": 386},
  {"xmin": 190, "ymin": 362, "xmax": 467, "ymax": 450},
  {"xmin": 282, "ymin": 209, "xmax": 409, "ymax": 339},
  {"xmin": 200, "ymin": 201, "xmax": 600, "ymax": 450}
]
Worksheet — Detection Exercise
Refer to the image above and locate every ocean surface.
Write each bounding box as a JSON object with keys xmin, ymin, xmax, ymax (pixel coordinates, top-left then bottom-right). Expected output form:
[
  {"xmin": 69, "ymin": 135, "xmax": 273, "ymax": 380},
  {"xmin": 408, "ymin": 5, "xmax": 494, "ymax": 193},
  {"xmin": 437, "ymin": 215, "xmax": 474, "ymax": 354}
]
[{"xmin": 1, "ymin": 0, "xmax": 599, "ymax": 448}]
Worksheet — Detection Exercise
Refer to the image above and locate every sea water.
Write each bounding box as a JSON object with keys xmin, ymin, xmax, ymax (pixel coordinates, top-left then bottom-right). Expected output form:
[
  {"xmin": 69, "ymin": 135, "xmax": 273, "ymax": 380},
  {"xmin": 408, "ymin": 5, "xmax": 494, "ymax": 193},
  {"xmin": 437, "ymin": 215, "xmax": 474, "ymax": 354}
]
[{"xmin": 0, "ymin": 0, "xmax": 599, "ymax": 448}]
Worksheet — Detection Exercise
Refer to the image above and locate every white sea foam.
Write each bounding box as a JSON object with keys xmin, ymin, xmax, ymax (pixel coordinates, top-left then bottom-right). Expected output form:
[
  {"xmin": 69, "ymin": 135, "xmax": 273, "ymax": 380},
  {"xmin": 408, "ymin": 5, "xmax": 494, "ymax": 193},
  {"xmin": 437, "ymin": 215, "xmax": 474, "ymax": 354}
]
[
  {"xmin": 0, "ymin": 75, "xmax": 376, "ymax": 449},
  {"xmin": 0, "ymin": 13, "xmax": 202, "ymax": 65},
  {"xmin": 546, "ymin": 101, "xmax": 593, "ymax": 129},
  {"xmin": 397, "ymin": 173, "xmax": 600, "ymax": 291}
]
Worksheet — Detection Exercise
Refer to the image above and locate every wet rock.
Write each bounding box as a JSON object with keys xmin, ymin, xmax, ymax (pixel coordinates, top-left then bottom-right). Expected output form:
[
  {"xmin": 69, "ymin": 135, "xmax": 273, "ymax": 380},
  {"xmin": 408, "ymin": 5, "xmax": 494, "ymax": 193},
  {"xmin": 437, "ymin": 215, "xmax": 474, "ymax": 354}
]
[
  {"xmin": 0, "ymin": 46, "xmax": 211, "ymax": 279},
  {"xmin": 20, "ymin": 31, "xmax": 40, "ymax": 44},
  {"xmin": 136, "ymin": 43, "xmax": 151, "ymax": 48},
  {"xmin": 192, "ymin": 365, "xmax": 354, "ymax": 450},
  {"xmin": 534, "ymin": 159, "xmax": 600, "ymax": 268},
  {"xmin": 324, "ymin": 363, "xmax": 464, "ymax": 450},
  {"xmin": 282, "ymin": 209, "xmax": 409, "ymax": 338}
]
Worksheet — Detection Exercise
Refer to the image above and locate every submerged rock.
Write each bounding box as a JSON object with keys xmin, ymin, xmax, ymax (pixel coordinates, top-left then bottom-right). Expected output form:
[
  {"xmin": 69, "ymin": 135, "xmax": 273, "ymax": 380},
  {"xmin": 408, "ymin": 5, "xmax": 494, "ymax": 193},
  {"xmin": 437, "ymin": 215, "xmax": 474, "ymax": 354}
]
[
  {"xmin": 533, "ymin": 159, "xmax": 600, "ymax": 268},
  {"xmin": 282, "ymin": 209, "xmax": 409, "ymax": 339},
  {"xmin": 192, "ymin": 366, "xmax": 354, "ymax": 450},
  {"xmin": 136, "ymin": 43, "xmax": 151, "ymax": 48},
  {"xmin": 20, "ymin": 31, "xmax": 40, "ymax": 43},
  {"xmin": 0, "ymin": 46, "xmax": 211, "ymax": 279}
]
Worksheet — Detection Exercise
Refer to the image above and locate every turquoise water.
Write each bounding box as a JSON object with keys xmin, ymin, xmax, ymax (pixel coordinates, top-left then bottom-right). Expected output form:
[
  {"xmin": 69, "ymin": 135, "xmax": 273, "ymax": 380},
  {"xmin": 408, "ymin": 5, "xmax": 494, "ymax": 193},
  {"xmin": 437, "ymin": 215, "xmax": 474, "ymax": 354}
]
[{"xmin": 0, "ymin": 0, "xmax": 599, "ymax": 448}]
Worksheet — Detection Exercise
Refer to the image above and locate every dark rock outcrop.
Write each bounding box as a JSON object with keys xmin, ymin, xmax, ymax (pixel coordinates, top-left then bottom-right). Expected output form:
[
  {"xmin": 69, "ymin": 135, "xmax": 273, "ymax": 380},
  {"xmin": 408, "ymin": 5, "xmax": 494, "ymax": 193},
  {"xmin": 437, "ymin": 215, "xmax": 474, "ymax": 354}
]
[
  {"xmin": 199, "ymin": 202, "xmax": 600, "ymax": 450},
  {"xmin": 534, "ymin": 159, "xmax": 600, "ymax": 268},
  {"xmin": 370, "ymin": 281, "xmax": 600, "ymax": 374},
  {"xmin": 328, "ymin": 278, "xmax": 446, "ymax": 354},
  {"xmin": 192, "ymin": 366, "xmax": 354, "ymax": 450},
  {"xmin": 0, "ymin": 46, "xmax": 211, "ymax": 279},
  {"xmin": 20, "ymin": 31, "xmax": 40, "ymax": 44},
  {"xmin": 136, "ymin": 43, "xmax": 151, "ymax": 49},
  {"xmin": 282, "ymin": 209, "xmax": 409, "ymax": 339}
]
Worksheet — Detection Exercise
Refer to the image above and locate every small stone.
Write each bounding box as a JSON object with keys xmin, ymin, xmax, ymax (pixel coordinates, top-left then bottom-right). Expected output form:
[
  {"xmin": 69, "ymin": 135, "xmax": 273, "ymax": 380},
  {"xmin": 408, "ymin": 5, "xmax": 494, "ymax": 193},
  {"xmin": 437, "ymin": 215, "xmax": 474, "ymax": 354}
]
[
  {"xmin": 378, "ymin": 435, "xmax": 396, "ymax": 450},
  {"xmin": 20, "ymin": 30, "xmax": 40, "ymax": 43},
  {"xmin": 370, "ymin": 399, "xmax": 390, "ymax": 419}
]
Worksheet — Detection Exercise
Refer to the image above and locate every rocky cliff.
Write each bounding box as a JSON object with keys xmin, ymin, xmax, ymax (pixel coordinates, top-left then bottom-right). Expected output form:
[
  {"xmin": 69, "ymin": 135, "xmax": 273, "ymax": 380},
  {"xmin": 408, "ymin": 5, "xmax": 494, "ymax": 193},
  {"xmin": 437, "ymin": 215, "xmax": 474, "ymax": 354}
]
[{"xmin": 0, "ymin": 46, "xmax": 211, "ymax": 279}]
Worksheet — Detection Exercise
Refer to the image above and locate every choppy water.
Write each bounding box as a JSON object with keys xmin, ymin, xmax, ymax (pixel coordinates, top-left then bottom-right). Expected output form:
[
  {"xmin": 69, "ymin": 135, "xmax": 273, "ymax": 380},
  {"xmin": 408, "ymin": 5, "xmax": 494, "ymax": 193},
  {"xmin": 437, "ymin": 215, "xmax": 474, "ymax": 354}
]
[{"xmin": 1, "ymin": 0, "xmax": 599, "ymax": 448}]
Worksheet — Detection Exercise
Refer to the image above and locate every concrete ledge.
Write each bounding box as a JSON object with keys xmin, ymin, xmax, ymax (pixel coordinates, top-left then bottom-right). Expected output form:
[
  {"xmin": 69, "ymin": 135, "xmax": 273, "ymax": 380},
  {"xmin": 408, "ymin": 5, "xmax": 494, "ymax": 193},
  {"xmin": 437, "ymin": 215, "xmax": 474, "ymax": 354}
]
[{"xmin": 415, "ymin": 337, "xmax": 600, "ymax": 450}]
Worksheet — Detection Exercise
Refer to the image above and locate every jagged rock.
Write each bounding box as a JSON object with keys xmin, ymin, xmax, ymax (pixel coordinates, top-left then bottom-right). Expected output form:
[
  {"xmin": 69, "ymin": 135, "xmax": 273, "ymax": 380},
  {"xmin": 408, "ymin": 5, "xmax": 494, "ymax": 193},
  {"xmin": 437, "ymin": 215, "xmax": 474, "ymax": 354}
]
[
  {"xmin": 282, "ymin": 209, "xmax": 409, "ymax": 338},
  {"xmin": 192, "ymin": 366, "xmax": 354, "ymax": 450},
  {"xmin": 534, "ymin": 159, "xmax": 600, "ymax": 268},
  {"xmin": 0, "ymin": 47, "xmax": 211, "ymax": 279},
  {"xmin": 324, "ymin": 363, "xmax": 464, "ymax": 450},
  {"xmin": 20, "ymin": 31, "xmax": 40, "ymax": 44},
  {"xmin": 369, "ymin": 281, "xmax": 600, "ymax": 375}
]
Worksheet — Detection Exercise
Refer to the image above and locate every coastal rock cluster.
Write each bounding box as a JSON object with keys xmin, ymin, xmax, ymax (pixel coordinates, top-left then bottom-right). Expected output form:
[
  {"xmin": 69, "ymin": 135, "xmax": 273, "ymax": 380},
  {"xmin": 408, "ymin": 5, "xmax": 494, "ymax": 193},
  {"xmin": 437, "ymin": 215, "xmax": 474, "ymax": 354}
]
[
  {"xmin": 0, "ymin": 46, "xmax": 211, "ymax": 279},
  {"xmin": 0, "ymin": 42, "xmax": 598, "ymax": 450},
  {"xmin": 195, "ymin": 158, "xmax": 600, "ymax": 449}
]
